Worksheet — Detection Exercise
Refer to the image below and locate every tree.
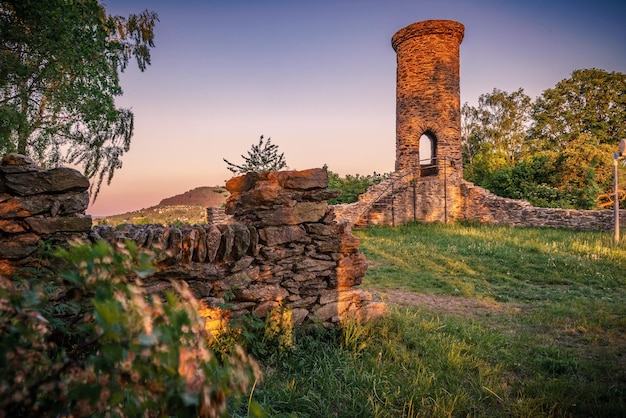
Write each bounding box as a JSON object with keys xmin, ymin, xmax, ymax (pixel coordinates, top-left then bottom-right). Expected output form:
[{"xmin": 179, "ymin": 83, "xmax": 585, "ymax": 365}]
[
  {"xmin": 324, "ymin": 165, "xmax": 388, "ymax": 204},
  {"xmin": 0, "ymin": 0, "xmax": 158, "ymax": 199},
  {"xmin": 531, "ymin": 69, "xmax": 626, "ymax": 152},
  {"xmin": 461, "ymin": 88, "xmax": 532, "ymax": 185},
  {"xmin": 529, "ymin": 69, "xmax": 626, "ymax": 207},
  {"xmin": 223, "ymin": 135, "xmax": 287, "ymax": 174}
]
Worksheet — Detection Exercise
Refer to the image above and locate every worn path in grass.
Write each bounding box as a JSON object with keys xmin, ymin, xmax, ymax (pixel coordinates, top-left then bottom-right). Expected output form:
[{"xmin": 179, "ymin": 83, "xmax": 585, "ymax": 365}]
[{"xmin": 367, "ymin": 288, "xmax": 523, "ymax": 317}]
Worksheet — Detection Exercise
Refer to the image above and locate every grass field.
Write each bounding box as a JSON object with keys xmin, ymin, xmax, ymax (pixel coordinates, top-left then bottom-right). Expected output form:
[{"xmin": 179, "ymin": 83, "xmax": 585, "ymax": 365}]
[{"xmin": 240, "ymin": 222, "xmax": 626, "ymax": 417}]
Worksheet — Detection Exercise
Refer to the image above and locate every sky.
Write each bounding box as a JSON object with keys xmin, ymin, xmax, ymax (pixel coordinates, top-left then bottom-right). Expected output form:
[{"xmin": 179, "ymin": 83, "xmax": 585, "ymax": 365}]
[{"xmin": 88, "ymin": 0, "xmax": 626, "ymax": 216}]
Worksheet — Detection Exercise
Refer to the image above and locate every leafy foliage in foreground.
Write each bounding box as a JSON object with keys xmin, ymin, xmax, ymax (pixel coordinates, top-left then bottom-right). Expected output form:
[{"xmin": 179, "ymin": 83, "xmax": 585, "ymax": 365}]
[{"xmin": 0, "ymin": 241, "xmax": 260, "ymax": 417}]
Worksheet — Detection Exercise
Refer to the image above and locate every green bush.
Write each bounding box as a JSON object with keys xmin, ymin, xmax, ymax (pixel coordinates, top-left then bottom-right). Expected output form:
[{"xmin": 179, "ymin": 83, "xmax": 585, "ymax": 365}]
[
  {"xmin": 0, "ymin": 240, "xmax": 261, "ymax": 417},
  {"xmin": 325, "ymin": 165, "xmax": 389, "ymax": 204}
]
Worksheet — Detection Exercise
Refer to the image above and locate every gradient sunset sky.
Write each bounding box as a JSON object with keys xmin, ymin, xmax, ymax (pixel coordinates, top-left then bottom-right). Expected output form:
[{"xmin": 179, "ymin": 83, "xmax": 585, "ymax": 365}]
[{"xmin": 89, "ymin": 0, "xmax": 626, "ymax": 216}]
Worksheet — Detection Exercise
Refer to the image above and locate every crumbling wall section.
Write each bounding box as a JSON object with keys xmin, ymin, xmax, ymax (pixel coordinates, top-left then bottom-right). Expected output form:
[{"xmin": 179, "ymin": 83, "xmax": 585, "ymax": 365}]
[
  {"xmin": 460, "ymin": 180, "xmax": 626, "ymax": 231},
  {"xmin": 0, "ymin": 154, "xmax": 384, "ymax": 327},
  {"xmin": 0, "ymin": 154, "xmax": 92, "ymax": 276}
]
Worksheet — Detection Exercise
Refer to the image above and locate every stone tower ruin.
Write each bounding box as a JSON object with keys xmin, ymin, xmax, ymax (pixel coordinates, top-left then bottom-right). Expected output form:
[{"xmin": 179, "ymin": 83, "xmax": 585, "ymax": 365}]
[
  {"xmin": 333, "ymin": 19, "xmax": 626, "ymax": 231},
  {"xmin": 333, "ymin": 19, "xmax": 466, "ymax": 226},
  {"xmin": 392, "ymin": 19, "xmax": 464, "ymax": 180}
]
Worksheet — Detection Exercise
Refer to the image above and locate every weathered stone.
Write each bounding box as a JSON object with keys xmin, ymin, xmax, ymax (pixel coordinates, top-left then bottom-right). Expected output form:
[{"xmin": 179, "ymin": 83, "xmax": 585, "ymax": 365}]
[
  {"xmin": 167, "ymin": 227, "xmax": 183, "ymax": 263},
  {"xmin": 334, "ymin": 253, "xmax": 367, "ymax": 289},
  {"xmin": 238, "ymin": 284, "xmax": 290, "ymax": 302},
  {"xmin": 248, "ymin": 226, "xmax": 259, "ymax": 256},
  {"xmin": 288, "ymin": 296, "xmax": 318, "ymax": 308},
  {"xmin": 268, "ymin": 168, "xmax": 328, "ymax": 190},
  {"xmin": 204, "ymin": 224, "xmax": 221, "ymax": 262},
  {"xmin": 1, "ymin": 163, "xmax": 376, "ymax": 331},
  {"xmin": 291, "ymin": 308, "xmax": 309, "ymax": 325},
  {"xmin": 302, "ymin": 189, "xmax": 341, "ymax": 202},
  {"xmin": 314, "ymin": 236, "xmax": 341, "ymax": 253},
  {"xmin": 258, "ymin": 225, "xmax": 307, "ymax": 246},
  {"xmin": 256, "ymin": 201, "xmax": 329, "ymax": 226},
  {"xmin": 217, "ymin": 224, "xmax": 234, "ymax": 260},
  {"xmin": 0, "ymin": 233, "xmax": 39, "ymax": 259},
  {"xmin": 253, "ymin": 300, "xmax": 280, "ymax": 317},
  {"xmin": 0, "ymin": 219, "xmax": 26, "ymax": 233},
  {"xmin": 0, "ymin": 154, "xmax": 41, "ymax": 174},
  {"xmin": 230, "ymin": 256, "xmax": 254, "ymax": 273},
  {"xmin": 225, "ymin": 171, "xmax": 266, "ymax": 194},
  {"xmin": 261, "ymin": 243, "xmax": 304, "ymax": 263},
  {"xmin": 193, "ymin": 227, "xmax": 207, "ymax": 262},
  {"xmin": 231, "ymin": 223, "xmax": 251, "ymax": 258},
  {"xmin": 2, "ymin": 167, "xmax": 89, "ymax": 196},
  {"xmin": 313, "ymin": 302, "xmax": 339, "ymax": 322},
  {"xmin": 180, "ymin": 227, "xmax": 197, "ymax": 264},
  {"xmin": 213, "ymin": 272, "xmax": 253, "ymax": 296},
  {"xmin": 304, "ymin": 223, "xmax": 335, "ymax": 236},
  {"xmin": 319, "ymin": 289, "xmax": 372, "ymax": 306},
  {"xmin": 0, "ymin": 197, "xmax": 31, "ymax": 218},
  {"xmin": 25, "ymin": 215, "xmax": 92, "ymax": 234},
  {"xmin": 295, "ymin": 258, "xmax": 336, "ymax": 273}
]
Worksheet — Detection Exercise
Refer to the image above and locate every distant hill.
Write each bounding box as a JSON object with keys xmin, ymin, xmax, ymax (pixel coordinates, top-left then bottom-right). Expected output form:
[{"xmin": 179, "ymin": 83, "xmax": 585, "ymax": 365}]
[
  {"xmin": 94, "ymin": 186, "xmax": 229, "ymax": 226},
  {"xmin": 159, "ymin": 186, "xmax": 229, "ymax": 207}
]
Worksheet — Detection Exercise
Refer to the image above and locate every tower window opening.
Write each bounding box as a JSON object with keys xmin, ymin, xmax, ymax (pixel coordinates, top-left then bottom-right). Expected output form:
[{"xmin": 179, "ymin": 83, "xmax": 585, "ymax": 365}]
[{"xmin": 419, "ymin": 132, "xmax": 438, "ymax": 176}]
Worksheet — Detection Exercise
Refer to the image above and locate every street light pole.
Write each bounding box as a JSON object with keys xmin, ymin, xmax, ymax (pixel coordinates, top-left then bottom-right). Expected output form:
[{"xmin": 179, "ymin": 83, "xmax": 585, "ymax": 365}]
[
  {"xmin": 614, "ymin": 139, "xmax": 626, "ymax": 245},
  {"xmin": 615, "ymin": 153, "xmax": 621, "ymax": 244}
]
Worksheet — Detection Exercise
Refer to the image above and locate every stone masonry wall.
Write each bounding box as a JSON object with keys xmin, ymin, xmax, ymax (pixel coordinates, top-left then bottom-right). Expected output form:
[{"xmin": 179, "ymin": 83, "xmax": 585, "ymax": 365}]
[
  {"xmin": 0, "ymin": 154, "xmax": 92, "ymax": 276},
  {"xmin": 459, "ymin": 180, "xmax": 626, "ymax": 231},
  {"xmin": 0, "ymin": 154, "xmax": 384, "ymax": 327},
  {"xmin": 392, "ymin": 20, "xmax": 464, "ymax": 181}
]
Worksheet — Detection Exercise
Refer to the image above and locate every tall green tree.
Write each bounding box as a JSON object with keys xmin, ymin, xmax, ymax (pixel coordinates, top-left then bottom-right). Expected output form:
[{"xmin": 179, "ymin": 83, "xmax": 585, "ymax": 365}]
[
  {"xmin": 461, "ymin": 88, "xmax": 532, "ymax": 184},
  {"xmin": 223, "ymin": 135, "xmax": 287, "ymax": 174},
  {"xmin": 0, "ymin": 0, "xmax": 158, "ymax": 199},
  {"xmin": 531, "ymin": 68, "xmax": 626, "ymax": 152}
]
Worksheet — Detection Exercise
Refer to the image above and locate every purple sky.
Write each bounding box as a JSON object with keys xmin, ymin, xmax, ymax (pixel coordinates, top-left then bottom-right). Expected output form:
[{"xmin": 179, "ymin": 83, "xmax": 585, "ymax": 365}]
[{"xmin": 89, "ymin": 0, "xmax": 626, "ymax": 216}]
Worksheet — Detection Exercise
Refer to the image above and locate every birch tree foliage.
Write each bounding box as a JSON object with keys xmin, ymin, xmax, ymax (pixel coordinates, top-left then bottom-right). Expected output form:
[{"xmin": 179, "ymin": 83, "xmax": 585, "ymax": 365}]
[{"xmin": 0, "ymin": 0, "xmax": 158, "ymax": 199}]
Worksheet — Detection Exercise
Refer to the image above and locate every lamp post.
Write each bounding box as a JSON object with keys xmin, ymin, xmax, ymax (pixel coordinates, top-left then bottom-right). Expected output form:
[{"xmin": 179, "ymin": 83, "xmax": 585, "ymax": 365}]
[{"xmin": 614, "ymin": 139, "xmax": 626, "ymax": 244}]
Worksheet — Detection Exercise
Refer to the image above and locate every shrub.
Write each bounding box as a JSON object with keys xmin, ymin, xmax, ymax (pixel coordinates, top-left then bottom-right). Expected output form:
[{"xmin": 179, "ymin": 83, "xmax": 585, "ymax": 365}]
[{"xmin": 0, "ymin": 240, "xmax": 261, "ymax": 417}]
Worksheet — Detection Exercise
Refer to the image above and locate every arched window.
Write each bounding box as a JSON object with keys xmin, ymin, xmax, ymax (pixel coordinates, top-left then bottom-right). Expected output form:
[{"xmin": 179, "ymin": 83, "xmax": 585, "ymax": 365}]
[{"xmin": 419, "ymin": 132, "xmax": 437, "ymax": 176}]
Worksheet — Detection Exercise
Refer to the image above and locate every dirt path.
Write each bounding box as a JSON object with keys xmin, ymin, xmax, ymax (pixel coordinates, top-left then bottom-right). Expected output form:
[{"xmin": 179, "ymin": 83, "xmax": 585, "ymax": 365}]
[{"xmin": 366, "ymin": 288, "xmax": 523, "ymax": 317}]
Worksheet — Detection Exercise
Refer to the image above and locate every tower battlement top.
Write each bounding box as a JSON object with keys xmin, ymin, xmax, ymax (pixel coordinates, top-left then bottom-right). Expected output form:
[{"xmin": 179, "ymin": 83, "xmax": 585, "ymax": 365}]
[{"xmin": 391, "ymin": 19, "xmax": 464, "ymax": 51}]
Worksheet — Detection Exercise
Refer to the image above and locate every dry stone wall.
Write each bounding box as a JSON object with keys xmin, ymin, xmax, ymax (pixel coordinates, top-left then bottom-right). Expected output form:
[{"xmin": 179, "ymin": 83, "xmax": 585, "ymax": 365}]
[
  {"xmin": 0, "ymin": 154, "xmax": 92, "ymax": 276},
  {"xmin": 459, "ymin": 181, "xmax": 626, "ymax": 231},
  {"xmin": 0, "ymin": 154, "xmax": 384, "ymax": 327}
]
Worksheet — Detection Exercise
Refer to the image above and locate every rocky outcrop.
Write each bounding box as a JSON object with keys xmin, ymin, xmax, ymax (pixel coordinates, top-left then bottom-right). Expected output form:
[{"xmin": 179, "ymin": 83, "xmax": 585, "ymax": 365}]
[{"xmin": 0, "ymin": 154, "xmax": 91, "ymax": 276}]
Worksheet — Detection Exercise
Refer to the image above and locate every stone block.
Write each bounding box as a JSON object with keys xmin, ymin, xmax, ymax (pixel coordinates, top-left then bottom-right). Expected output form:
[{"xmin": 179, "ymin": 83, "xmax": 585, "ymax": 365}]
[{"xmin": 25, "ymin": 215, "xmax": 92, "ymax": 234}]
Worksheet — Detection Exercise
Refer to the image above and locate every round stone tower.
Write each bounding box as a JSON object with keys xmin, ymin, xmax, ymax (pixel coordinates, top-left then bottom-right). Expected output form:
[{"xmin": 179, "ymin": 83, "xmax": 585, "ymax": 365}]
[{"xmin": 392, "ymin": 20, "xmax": 464, "ymax": 179}]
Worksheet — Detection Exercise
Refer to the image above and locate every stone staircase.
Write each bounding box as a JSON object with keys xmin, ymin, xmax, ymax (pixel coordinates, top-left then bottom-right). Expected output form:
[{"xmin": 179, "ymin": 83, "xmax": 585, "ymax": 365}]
[{"xmin": 333, "ymin": 171, "xmax": 416, "ymax": 227}]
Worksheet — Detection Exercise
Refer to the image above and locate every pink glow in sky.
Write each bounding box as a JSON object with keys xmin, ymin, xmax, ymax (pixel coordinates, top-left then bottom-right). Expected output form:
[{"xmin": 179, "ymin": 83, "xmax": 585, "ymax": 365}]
[{"xmin": 88, "ymin": 0, "xmax": 626, "ymax": 216}]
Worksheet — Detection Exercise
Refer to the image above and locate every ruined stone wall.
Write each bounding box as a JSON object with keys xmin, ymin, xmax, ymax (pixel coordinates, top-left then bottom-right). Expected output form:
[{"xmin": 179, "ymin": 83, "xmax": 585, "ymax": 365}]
[
  {"xmin": 0, "ymin": 154, "xmax": 384, "ymax": 327},
  {"xmin": 0, "ymin": 154, "xmax": 92, "ymax": 276},
  {"xmin": 459, "ymin": 181, "xmax": 626, "ymax": 231},
  {"xmin": 392, "ymin": 20, "xmax": 464, "ymax": 180}
]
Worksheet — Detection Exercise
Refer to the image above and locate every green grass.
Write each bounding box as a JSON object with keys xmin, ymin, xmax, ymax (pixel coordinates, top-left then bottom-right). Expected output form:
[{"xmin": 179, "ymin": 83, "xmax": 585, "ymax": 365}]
[{"xmin": 239, "ymin": 222, "xmax": 626, "ymax": 417}]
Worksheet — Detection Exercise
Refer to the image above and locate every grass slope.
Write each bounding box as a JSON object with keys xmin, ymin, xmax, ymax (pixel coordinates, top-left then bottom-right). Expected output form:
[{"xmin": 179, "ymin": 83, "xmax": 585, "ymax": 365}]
[{"xmin": 242, "ymin": 222, "xmax": 626, "ymax": 417}]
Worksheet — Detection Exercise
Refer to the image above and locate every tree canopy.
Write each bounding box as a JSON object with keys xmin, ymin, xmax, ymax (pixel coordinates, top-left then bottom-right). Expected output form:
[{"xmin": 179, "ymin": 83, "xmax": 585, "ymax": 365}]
[
  {"xmin": 462, "ymin": 68, "xmax": 626, "ymax": 209},
  {"xmin": 0, "ymin": 0, "xmax": 158, "ymax": 199},
  {"xmin": 223, "ymin": 135, "xmax": 287, "ymax": 174}
]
